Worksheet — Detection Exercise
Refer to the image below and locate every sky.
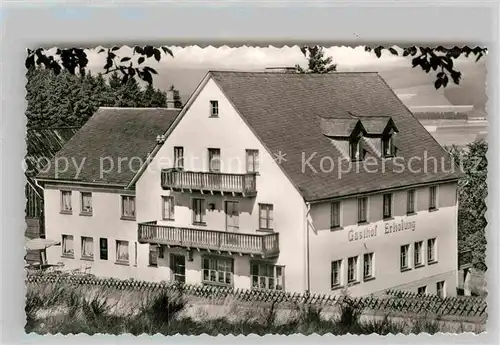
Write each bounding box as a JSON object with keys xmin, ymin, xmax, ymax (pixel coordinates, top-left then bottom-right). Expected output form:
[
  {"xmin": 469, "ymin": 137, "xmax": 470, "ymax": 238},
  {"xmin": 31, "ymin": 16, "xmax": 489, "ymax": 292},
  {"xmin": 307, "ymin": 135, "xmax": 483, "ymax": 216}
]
[{"xmin": 78, "ymin": 45, "xmax": 486, "ymax": 111}]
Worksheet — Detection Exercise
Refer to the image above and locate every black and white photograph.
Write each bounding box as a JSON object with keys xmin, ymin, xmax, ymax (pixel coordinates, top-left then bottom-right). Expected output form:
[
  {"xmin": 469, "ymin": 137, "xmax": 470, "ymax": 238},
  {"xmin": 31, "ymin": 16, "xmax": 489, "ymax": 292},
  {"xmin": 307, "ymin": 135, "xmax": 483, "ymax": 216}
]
[{"xmin": 23, "ymin": 43, "xmax": 488, "ymax": 335}]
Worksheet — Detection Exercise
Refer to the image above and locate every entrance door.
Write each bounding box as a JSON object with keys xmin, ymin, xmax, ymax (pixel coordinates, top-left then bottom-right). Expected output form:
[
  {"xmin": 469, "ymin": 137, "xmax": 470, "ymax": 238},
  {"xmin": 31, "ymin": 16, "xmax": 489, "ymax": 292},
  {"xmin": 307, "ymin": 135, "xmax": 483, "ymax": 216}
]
[
  {"xmin": 170, "ymin": 254, "xmax": 186, "ymax": 283},
  {"xmin": 225, "ymin": 201, "xmax": 240, "ymax": 246}
]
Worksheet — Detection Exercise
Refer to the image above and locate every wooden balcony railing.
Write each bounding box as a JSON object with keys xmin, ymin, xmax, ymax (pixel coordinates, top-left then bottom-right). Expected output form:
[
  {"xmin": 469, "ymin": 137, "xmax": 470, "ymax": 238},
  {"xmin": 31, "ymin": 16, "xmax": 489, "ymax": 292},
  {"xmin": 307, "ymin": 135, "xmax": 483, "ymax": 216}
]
[
  {"xmin": 458, "ymin": 249, "xmax": 473, "ymax": 269},
  {"xmin": 161, "ymin": 170, "xmax": 257, "ymax": 196},
  {"xmin": 138, "ymin": 222, "xmax": 279, "ymax": 257}
]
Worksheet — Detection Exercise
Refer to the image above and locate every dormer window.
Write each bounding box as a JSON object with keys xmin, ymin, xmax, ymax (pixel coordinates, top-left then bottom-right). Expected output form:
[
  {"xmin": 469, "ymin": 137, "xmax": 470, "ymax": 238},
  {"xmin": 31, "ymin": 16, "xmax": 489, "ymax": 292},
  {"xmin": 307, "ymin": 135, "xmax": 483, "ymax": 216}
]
[
  {"xmin": 210, "ymin": 100, "xmax": 219, "ymax": 117},
  {"xmin": 350, "ymin": 137, "xmax": 364, "ymax": 161},
  {"xmin": 382, "ymin": 133, "xmax": 395, "ymax": 158}
]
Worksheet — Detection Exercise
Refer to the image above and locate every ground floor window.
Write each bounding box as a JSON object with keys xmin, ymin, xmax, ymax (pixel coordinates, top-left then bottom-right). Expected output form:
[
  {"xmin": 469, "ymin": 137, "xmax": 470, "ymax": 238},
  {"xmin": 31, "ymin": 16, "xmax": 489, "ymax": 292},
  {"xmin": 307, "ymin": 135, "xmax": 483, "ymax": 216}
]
[
  {"xmin": 81, "ymin": 236, "xmax": 94, "ymax": 260},
  {"xmin": 62, "ymin": 234, "xmax": 74, "ymax": 257},
  {"xmin": 417, "ymin": 286, "xmax": 427, "ymax": 295},
  {"xmin": 170, "ymin": 254, "xmax": 186, "ymax": 283},
  {"xmin": 347, "ymin": 256, "xmax": 359, "ymax": 283},
  {"xmin": 363, "ymin": 253, "xmax": 374, "ymax": 280},
  {"xmin": 202, "ymin": 257, "xmax": 233, "ymax": 286},
  {"xmin": 436, "ymin": 281, "xmax": 445, "ymax": 298},
  {"xmin": 251, "ymin": 262, "xmax": 284, "ymax": 290},
  {"xmin": 116, "ymin": 240, "xmax": 129, "ymax": 264},
  {"xmin": 331, "ymin": 260, "xmax": 342, "ymax": 288},
  {"xmin": 99, "ymin": 238, "xmax": 108, "ymax": 260}
]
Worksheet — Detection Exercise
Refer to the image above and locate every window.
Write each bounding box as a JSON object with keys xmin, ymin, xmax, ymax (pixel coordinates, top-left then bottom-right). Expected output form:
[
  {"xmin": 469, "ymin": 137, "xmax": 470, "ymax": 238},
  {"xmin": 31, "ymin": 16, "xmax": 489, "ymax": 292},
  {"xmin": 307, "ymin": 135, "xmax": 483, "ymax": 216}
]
[
  {"xmin": 259, "ymin": 204, "xmax": 274, "ymax": 230},
  {"xmin": 225, "ymin": 201, "xmax": 239, "ymax": 231},
  {"xmin": 80, "ymin": 192, "xmax": 92, "ymax": 214},
  {"xmin": 208, "ymin": 148, "xmax": 221, "ymax": 172},
  {"xmin": 192, "ymin": 198, "xmax": 206, "ymax": 224},
  {"xmin": 174, "ymin": 146, "xmax": 184, "ymax": 169},
  {"xmin": 429, "ymin": 185, "xmax": 437, "ymax": 210},
  {"xmin": 62, "ymin": 235, "xmax": 74, "ymax": 257},
  {"xmin": 363, "ymin": 253, "xmax": 374, "ymax": 280},
  {"xmin": 383, "ymin": 193, "xmax": 392, "ymax": 219},
  {"xmin": 121, "ymin": 195, "xmax": 136, "ymax": 219},
  {"xmin": 162, "ymin": 196, "xmax": 175, "ymax": 220},
  {"xmin": 149, "ymin": 244, "xmax": 158, "ymax": 267},
  {"xmin": 407, "ymin": 189, "xmax": 416, "ymax": 214},
  {"xmin": 210, "ymin": 100, "xmax": 219, "ymax": 117},
  {"xmin": 417, "ymin": 286, "xmax": 427, "ymax": 295},
  {"xmin": 331, "ymin": 260, "xmax": 343, "ymax": 288},
  {"xmin": 357, "ymin": 197, "xmax": 368, "ymax": 223},
  {"xmin": 251, "ymin": 262, "xmax": 284, "ymax": 290},
  {"xmin": 246, "ymin": 149, "xmax": 259, "ymax": 173},
  {"xmin": 414, "ymin": 241, "xmax": 423, "ymax": 267},
  {"xmin": 382, "ymin": 135, "xmax": 394, "ymax": 157},
  {"xmin": 60, "ymin": 190, "xmax": 72, "ymax": 213},
  {"xmin": 400, "ymin": 244, "xmax": 410, "ymax": 270},
  {"xmin": 99, "ymin": 238, "xmax": 108, "ymax": 260},
  {"xmin": 427, "ymin": 238, "xmax": 437, "ymax": 263},
  {"xmin": 203, "ymin": 257, "xmax": 233, "ymax": 286},
  {"xmin": 436, "ymin": 281, "xmax": 445, "ymax": 298},
  {"xmin": 347, "ymin": 256, "xmax": 358, "ymax": 283},
  {"xmin": 116, "ymin": 240, "xmax": 129, "ymax": 263},
  {"xmin": 330, "ymin": 201, "xmax": 341, "ymax": 229},
  {"xmin": 81, "ymin": 237, "xmax": 94, "ymax": 259},
  {"xmin": 350, "ymin": 137, "xmax": 363, "ymax": 161}
]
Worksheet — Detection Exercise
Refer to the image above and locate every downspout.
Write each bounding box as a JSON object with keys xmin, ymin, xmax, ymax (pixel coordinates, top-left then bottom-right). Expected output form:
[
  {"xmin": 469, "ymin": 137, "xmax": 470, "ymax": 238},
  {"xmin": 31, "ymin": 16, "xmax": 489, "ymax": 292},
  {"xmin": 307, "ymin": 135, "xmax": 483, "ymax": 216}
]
[{"xmin": 305, "ymin": 202, "xmax": 311, "ymax": 293}]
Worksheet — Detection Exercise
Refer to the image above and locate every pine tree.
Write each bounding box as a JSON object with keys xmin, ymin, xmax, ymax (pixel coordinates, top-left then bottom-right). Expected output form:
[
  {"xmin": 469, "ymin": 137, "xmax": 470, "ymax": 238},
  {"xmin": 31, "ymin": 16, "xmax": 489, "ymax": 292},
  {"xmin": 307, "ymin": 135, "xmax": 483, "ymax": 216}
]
[{"xmin": 296, "ymin": 46, "xmax": 337, "ymax": 74}]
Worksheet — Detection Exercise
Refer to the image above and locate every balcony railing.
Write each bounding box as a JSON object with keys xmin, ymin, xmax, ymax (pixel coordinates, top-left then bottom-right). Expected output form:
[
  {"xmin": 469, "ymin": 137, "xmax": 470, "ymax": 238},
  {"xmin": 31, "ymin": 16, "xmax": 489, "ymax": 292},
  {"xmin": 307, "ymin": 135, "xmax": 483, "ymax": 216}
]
[
  {"xmin": 138, "ymin": 222, "xmax": 279, "ymax": 257},
  {"xmin": 458, "ymin": 249, "xmax": 473, "ymax": 269},
  {"xmin": 161, "ymin": 169, "xmax": 257, "ymax": 196}
]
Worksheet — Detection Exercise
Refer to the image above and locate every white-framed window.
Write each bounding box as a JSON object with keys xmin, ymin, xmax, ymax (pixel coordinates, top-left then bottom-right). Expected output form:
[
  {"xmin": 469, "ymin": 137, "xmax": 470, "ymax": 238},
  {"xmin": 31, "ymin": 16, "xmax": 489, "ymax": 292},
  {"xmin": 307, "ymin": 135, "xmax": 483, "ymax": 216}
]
[
  {"xmin": 210, "ymin": 100, "xmax": 219, "ymax": 117},
  {"xmin": 62, "ymin": 234, "xmax": 74, "ymax": 257},
  {"xmin": 251, "ymin": 262, "xmax": 284, "ymax": 290},
  {"xmin": 174, "ymin": 146, "xmax": 184, "ymax": 169},
  {"xmin": 347, "ymin": 256, "xmax": 359, "ymax": 283},
  {"xmin": 81, "ymin": 236, "xmax": 94, "ymax": 259},
  {"xmin": 427, "ymin": 238, "xmax": 437, "ymax": 263},
  {"xmin": 350, "ymin": 137, "xmax": 363, "ymax": 161},
  {"xmin": 208, "ymin": 148, "xmax": 221, "ymax": 172},
  {"xmin": 436, "ymin": 281, "xmax": 445, "ymax": 298},
  {"xmin": 382, "ymin": 134, "xmax": 395, "ymax": 157},
  {"xmin": 149, "ymin": 244, "xmax": 159, "ymax": 267},
  {"xmin": 121, "ymin": 195, "xmax": 136, "ymax": 219},
  {"xmin": 162, "ymin": 196, "xmax": 175, "ymax": 220},
  {"xmin": 116, "ymin": 240, "xmax": 129, "ymax": 263},
  {"xmin": 192, "ymin": 198, "xmax": 206, "ymax": 224},
  {"xmin": 202, "ymin": 256, "xmax": 233, "ymax": 286},
  {"xmin": 407, "ymin": 189, "xmax": 416, "ymax": 214},
  {"xmin": 357, "ymin": 197, "xmax": 368, "ymax": 223},
  {"xmin": 400, "ymin": 244, "xmax": 410, "ymax": 270},
  {"xmin": 417, "ymin": 286, "xmax": 427, "ymax": 295},
  {"xmin": 80, "ymin": 192, "xmax": 92, "ymax": 214},
  {"xmin": 414, "ymin": 241, "xmax": 424, "ymax": 267},
  {"xmin": 259, "ymin": 203, "xmax": 274, "ymax": 230},
  {"xmin": 330, "ymin": 201, "xmax": 341, "ymax": 229},
  {"xmin": 60, "ymin": 190, "xmax": 72, "ymax": 213},
  {"xmin": 363, "ymin": 252, "xmax": 374, "ymax": 280},
  {"xmin": 331, "ymin": 259, "xmax": 343, "ymax": 288},
  {"xmin": 383, "ymin": 193, "xmax": 392, "ymax": 219},
  {"xmin": 429, "ymin": 185, "xmax": 438, "ymax": 210},
  {"xmin": 246, "ymin": 149, "xmax": 259, "ymax": 173}
]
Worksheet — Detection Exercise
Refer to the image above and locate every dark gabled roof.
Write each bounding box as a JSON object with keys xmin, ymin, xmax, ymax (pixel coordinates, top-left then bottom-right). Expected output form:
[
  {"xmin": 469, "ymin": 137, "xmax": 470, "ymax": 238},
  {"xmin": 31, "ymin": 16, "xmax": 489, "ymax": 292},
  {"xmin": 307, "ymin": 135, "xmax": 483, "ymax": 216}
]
[
  {"xmin": 210, "ymin": 71, "xmax": 462, "ymax": 201},
  {"xmin": 37, "ymin": 108, "xmax": 180, "ymax": 186},
  {"xmin": 356, "ymin": 116, "xmax": 397, "ymax": 135}
]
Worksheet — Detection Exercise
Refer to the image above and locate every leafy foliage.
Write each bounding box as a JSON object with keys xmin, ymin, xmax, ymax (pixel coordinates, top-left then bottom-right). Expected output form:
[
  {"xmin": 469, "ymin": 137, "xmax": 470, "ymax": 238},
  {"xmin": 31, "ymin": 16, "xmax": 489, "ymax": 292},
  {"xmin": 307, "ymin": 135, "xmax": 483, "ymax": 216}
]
[
  {"xmin": 296, "ymin": 45, "xmax": 337, "ymax": 74},
  {"xmin": 365, "ymin": 46, "xmax": 487, "ymax": 89},
  {"xmin": 26, "ymin": 45, "xmax": 173, "ymax": 85},
  {"xmin": 446, "ymin": 140, "xmax": 487, "ymax": 270},
  {"xmin": 25, "ymin": 68, "xmax": 182, "ymax": 128}
]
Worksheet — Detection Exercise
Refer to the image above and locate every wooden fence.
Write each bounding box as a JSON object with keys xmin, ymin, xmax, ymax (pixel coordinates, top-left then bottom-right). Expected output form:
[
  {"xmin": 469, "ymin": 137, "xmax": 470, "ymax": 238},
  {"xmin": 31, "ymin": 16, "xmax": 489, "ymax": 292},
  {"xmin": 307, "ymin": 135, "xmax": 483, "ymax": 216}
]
[{"xmin": 26, "ymin": 272, "xmax": 487, "ymax": 321}]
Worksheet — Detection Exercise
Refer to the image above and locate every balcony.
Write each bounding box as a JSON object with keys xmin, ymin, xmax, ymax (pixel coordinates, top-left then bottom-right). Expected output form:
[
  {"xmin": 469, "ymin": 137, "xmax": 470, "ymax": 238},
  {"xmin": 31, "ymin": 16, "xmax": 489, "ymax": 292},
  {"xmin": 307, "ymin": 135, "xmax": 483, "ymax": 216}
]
[
  {"xmin": 138, "ymin": 222, "xmax": 279, "ymax": 258},
  {"xmin": 161, "ymin": 169, "xmax": 257, "ymax": 197},
  {"xmin": 458, "ymin": 249, "xmax": 473, "ymax": 270}
]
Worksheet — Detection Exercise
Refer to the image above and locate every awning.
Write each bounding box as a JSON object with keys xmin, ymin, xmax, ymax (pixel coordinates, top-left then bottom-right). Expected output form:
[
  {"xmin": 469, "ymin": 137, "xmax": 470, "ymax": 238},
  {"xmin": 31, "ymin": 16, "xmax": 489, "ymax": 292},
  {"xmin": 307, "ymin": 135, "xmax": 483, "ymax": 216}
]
[{"xmin": 25, "ymin": 238, "xmax": 60, "ymax": 251}]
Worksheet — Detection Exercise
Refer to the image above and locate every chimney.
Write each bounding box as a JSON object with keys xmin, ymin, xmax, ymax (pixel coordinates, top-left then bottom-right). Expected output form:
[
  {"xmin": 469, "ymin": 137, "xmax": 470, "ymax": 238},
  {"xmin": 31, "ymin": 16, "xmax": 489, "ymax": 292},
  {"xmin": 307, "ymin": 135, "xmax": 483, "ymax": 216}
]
[
  {"xmin": 165, "ymin": 90, "xmax": 175, "ymax": 109},
  {"xmin": 265, "ymin": 67, "xmax": 297, "ymax": 74}
]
